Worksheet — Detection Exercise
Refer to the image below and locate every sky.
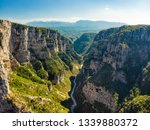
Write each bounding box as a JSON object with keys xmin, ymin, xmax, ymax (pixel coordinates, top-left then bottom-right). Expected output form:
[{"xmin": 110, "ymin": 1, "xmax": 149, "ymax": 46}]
[{"xmin": 0, "ymin": 0, "xmax": 150, "ymax": 25}]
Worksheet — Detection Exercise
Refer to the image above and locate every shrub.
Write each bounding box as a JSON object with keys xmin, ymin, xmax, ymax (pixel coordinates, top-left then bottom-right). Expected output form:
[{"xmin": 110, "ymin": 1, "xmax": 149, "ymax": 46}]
[
  {"xmin": 16, "ymin": 65, "xmax": 45, "ymax": 84},
  {"xmin": 37, "ymin": 68, "xmax": 48, "ymax": 79},
  {"xmin": 58, "ymin": 52, "xmax": 73, "ymax": 71},
  {"xmin": 120, "ymin": 95, "xmax": 150, "ymax": 113}
]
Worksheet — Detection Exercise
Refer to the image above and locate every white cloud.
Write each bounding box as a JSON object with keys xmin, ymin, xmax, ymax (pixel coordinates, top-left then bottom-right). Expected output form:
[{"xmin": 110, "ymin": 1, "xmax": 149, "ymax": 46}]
[{"xmin": 105, "ymin": 7, "xmax": 110, "ymax": 11}]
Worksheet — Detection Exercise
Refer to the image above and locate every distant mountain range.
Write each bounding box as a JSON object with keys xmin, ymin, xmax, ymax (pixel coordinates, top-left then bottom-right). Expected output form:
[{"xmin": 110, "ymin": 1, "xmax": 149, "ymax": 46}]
[
  {"xmin": 27, "ymin": 20, "xmax": 126, "ymax": 41},
  {"xmin": 27, "ymin": 20, "xmax": 126, "ymax": 28}
]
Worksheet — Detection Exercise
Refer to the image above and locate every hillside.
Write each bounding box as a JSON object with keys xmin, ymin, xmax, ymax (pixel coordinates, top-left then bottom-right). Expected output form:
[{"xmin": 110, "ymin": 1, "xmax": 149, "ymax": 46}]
[{"xmin": 74, "ymin": 25, "xmax": 150, "ymax": 112}]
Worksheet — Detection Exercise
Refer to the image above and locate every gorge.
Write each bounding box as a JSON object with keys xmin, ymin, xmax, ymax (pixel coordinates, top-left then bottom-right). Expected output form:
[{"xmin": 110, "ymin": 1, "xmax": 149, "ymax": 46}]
[{"xmin": 0, "ymin": 19, "xmax": 150, "ymax": 113}]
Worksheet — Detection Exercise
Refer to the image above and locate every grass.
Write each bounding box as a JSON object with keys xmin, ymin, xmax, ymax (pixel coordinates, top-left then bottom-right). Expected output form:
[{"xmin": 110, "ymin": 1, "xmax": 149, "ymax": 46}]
[{"xmin": 8, "ymin": 61, "xmax": 80, "ymax": 113}]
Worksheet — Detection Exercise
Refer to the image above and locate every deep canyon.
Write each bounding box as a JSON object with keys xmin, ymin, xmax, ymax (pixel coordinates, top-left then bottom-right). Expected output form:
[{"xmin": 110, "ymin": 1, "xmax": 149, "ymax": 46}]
[{"xmin": 0, "ymin": 20, "xmax": 150, "ymax": 113}]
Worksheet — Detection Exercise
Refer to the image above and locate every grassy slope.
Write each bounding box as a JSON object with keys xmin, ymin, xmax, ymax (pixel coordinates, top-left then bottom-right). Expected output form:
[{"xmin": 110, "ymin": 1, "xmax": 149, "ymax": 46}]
[
  {"xmin": 8, "ymin": 62, "xmax": 80, "ymax": 113},
  {"xmin": 120, "ymin": 95, "xmax": 150, "ymax": 113}
]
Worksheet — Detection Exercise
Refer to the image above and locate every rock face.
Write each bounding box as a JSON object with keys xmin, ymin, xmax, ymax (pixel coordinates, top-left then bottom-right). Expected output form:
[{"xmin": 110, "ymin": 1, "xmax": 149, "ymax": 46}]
[
  {"xmin": 10, "ymin": 23, "xmax": 75, "ymax": 62},
  {"xmin": 0, "ymin": 20, "xmax": 16, "ymax": 112},
  {"xmin": 0, "ymin": 20, "xmax": 79, "ymax": 112},
  {"xmin": 74, "ymin": 25, "xmax": 150, "ymax": 112},
  {"xmin": 0, "ymin": 20, "xmax": 11, "ymax": 96}
]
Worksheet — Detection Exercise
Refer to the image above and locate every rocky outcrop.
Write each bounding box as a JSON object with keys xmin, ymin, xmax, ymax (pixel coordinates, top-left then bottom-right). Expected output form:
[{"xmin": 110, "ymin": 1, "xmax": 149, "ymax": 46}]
[
  {"xmin": 0, "ymin": 20, "xmax": 20, "ymax": 112},
  {"xmin": 74, "ymin": 25, "xmax": 150, "ymax": 112},
  {"xmin": 0, "ymin": 20, "xmax": 11, "ymax": 95},
  {"xmin": 10, "ymin": 23, "xmax": 74, "ymax": 62}
]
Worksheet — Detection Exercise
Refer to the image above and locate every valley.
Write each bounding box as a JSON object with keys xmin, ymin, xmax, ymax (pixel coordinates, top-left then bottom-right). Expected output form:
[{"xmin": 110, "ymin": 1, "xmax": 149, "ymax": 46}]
[{"xmin": 0, "ymin": 20, "xmax": 150, "ymax": 113}]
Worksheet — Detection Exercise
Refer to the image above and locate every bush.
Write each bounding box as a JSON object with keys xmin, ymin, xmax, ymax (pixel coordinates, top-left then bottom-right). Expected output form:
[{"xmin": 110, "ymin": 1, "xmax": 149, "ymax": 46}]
[
  {"xmin": 37, "ymin": 68, "xmax": 48, "ymax": 79},
  {"xmin": 16, "ymin": 65, "xmax": 45, "ymax": 84},
  {"xmin": 32, "ymin": 60, "xmax": 43, "ymax": 70},
  {"xmin": 43, "ymin": 54, "xmax": 65, "ymax": 76},
  {"xmin": 58, "ymin": 52, "xmax": 73, "ymax": 71},
  {"xmin": 120, "ymin": 95, "xmax": 150, "ymax": 113}
]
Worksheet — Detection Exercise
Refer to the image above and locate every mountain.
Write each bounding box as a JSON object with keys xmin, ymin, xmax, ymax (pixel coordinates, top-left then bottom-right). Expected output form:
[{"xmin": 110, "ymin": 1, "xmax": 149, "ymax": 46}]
[
  {"xmin": 27, "ymin": 20, "xmax": 126, "ymax": 28},
  {"xmin": 0, "ymin": 20, "xmax": 80, "ymax": 112},
  {"xmin": 27, "ymin": 20, "xmax": 126, "ymax": 41},
  {"xmin": 27, "ymin": 21, "xmax": 74, "ymax": 27},
  {"xmin": 73, "ymin": 33, "xmax": 96, "ymax": 55},
  {"xmin": 74, "ymin": 25, "xmax": 150, "ymax": 113}
]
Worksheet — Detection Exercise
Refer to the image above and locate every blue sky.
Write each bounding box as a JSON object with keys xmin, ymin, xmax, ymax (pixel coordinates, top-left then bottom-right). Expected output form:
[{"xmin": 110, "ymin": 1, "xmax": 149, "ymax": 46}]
[{"xmin": 0, "ymin": 0, "xmax": 150, "ymax": 24}]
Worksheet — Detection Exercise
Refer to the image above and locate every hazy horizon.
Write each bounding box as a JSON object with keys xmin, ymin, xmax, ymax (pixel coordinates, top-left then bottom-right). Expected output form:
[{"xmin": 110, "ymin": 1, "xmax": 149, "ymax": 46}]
[{"xmin": 0, "ymin": 0, "xmax": 150, "ymax": 25}]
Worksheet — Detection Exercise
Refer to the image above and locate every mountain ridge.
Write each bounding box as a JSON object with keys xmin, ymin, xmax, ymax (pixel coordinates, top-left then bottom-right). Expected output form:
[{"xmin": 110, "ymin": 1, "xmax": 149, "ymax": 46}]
[
  {"xmin": 74, "ymin": 24, "xmax": 150, "ymax": 113},
  {"xmin": 27, "ymin": 20, "xmax": 126, "ymax": 27}
]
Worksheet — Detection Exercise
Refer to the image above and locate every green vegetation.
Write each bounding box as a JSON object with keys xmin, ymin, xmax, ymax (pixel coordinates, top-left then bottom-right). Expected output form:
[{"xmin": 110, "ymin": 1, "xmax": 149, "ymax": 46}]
[
  {"xmin": 9, "ymin": 71, "xmax": 68, "ymax": 112},
  {"xmin": 43, "ymin": 54, "xmax": 65, "ymax": 76},
  {"xmin": 73, "ymin": 33, "xmax": 96, "ymax": 54},
  {"xmin": 128, "ymin": 84, "xmax": 140, "ymax": 100},
  {"xmin": 143, "ymin": 62, "xmax": 150, "ymax": 74},
  {"xmin": 120, "ymin": 25, "xmax": 148, "ymax": 33},
  {"xmin": 16, "ymin": 64, "xmax": 47, "ymax": 84},
  {"xmin": 8, "ymin": 45, "xmax": 81, "ymax": 112},
  {"xmin": 120, "ymin": 95, "xmax": 150, "ymax": 113},
  {"xmin": 32, "ymin": 60, "xmax": 48, "ymax": 80},
  {"xmin": 113, "ymin": 93, "xmax": 119, "ymax": 107},
  {"xmin": 8, "ymin": 61, "xmax": 80, "ymax": 112},
  {"xmin": 141, "ymin": 62, "xmax": 150, "ymax": 94},
  {"xmin": 58, "ymin": 52, "xmax": 73, "ymax": 71},
  {"xmin": 37, "ymin": 68, "xmax": 49, "ymax": 80}
]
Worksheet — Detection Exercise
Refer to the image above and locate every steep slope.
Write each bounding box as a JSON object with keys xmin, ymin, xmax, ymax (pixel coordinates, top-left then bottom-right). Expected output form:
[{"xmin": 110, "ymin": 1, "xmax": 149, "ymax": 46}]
[
  {"xmin": 74, "ymin": 25, "xmax": 150, "ymax": 112},
  {"xmin": 120, "ymin": 95, "xmax": 150, "ymax": 113},
  {"xmin": 0, "ymin": 20, "xmax": 80, "ymax": 112},
  {"xmin": 73, "ymin": 33, "xmax": 96, "ymax": 55},
  {"xmin": 0, "ymin": 20, "xmax": 19, "ymax": 112}
]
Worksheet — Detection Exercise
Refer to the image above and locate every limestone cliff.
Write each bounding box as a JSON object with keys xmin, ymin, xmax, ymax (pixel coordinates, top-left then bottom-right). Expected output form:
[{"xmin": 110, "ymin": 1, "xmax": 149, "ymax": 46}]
[
  {"xmin": 0, "ymin": 20, "xmax": 79, "ymax": 112},
  {"xmin": 74, "ymin": 25, "xmax": 150, "ymax": 112}
]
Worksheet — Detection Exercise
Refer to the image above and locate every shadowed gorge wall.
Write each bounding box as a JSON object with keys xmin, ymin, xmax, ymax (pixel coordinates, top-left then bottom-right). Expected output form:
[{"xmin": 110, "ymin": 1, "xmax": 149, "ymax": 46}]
[{"xmin": 74, "ymin": 25, "xmax": 150, "ymax": 113}]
